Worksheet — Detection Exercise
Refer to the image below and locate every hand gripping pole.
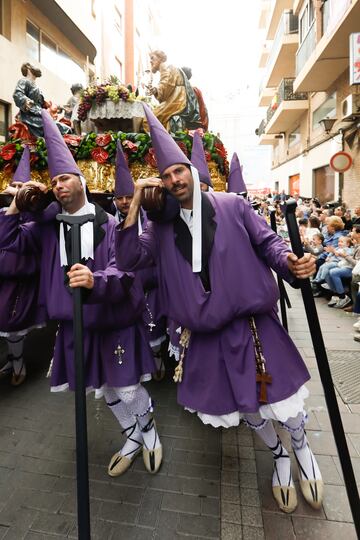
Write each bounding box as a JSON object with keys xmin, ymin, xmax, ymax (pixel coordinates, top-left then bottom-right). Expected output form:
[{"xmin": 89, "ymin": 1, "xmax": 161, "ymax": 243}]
[{"xmin": 56, "ymin": 213, "xmax": 95, "ymax": 540}]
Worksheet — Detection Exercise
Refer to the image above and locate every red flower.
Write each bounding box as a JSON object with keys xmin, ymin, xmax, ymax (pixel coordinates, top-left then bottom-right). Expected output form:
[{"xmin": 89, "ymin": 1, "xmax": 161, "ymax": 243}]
[
  {"xmin": 0, "ymin": 143, "xmax": 17, "ymax": 161},
  {"xmin": 123, "ymin": 140, "xmax": 138, "ymax": 153},
  {"xmin": 214, "ymin": 142, "xmax": 227, "ymax": 159},
  {"xmin": 91, "ymin": 147, "xmax": 109, "ymax": 164},
  {"xmin": 204, "ymin": 150, "xmax": 211, "ymax": 162},
  {"xmin": 95, "ymin": 133, "xmax": 112, "ymax": 147},
  {"xmin": 8, "ymin": 122, "xmax": 31, "ymax": 141},
  {"xmin": 3, "ymin": 162, "xmax": 14, "ymax": 174},
  {"xmin": 176, "ymin": 141, "xmax": 188, "ymax": 156},
  {"xmin": 63, "ymin": 134, "xmax": 82, "ymax": 147},
  {"xmin": 144, "ymin": 148, "xmax": 157, "ymax": 168},
  {"xmin": 30, "ymin": 153, "xmax": 38, "ymax": 165}
]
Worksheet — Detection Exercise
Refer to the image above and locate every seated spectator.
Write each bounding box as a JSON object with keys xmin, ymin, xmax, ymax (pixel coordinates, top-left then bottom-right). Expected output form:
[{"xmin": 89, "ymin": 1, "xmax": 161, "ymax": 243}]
[
  {"xmin": 298, "ymin": 218, "xmax": 309, "ymax": 244},
  {"xmin": 352, "ymin": 206, "xmax": 360, "ymax": 226},
  {"xmin": 316, "ymin": 216, "xmax": 345, "ymax": 268},
  {"xmin": 318, "ymin": 209, "xmax": 330, "ymax": 234},
  {"xmin": 313, "ymin": 235, "xmax": 353, "ymax": 289},
  {"xmin": 304, "ymin": 215, "xmax": 320, "ymax": 242},
  {"xmin": 312, "ymin": 216, "xmax": 346, "ymax": 295},
  {"xmin": 325, "ymin": 234, "xmax": 356, "ymax": 308},
  {"xmin": 333, "ymin": 206, "xmax": 352, "ymax": 231},
  {"xmin": 343, "ymin": 208, "xmax": 353, "ymax": 231},
  {"xmin": 304, "ymin": 232, "xmax": 324, "ymax": 259}
]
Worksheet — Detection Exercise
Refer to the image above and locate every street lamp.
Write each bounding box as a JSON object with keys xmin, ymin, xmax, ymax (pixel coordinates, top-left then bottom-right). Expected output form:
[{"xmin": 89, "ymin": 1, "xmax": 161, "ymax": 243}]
[{"xmin": 319, "ymin": 117, "xmax": 337, "ymax": 134}]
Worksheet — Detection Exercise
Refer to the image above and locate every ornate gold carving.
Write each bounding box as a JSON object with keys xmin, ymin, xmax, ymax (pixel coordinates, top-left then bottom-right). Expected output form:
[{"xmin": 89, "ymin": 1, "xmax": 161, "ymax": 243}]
[
  {"xmin": 0, "ymin": 169, "xmax": 51, "ymax": 192},
  {"xmin": 1, "ymin": 160, "xmax": 227, "ymax": 193},
  {"xmin": 208, "ymin": 161, "xmax": 226, "ymax": 192},
  {"xmin": 130, "ymin": 162, "xmax": 159, "ymax": 181}
]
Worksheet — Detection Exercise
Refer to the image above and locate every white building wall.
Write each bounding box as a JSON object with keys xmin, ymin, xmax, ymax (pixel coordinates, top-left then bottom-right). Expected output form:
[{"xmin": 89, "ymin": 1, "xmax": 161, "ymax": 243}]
[{"xmin": 271, "ymin": 137, "xmax": 342, "ymax": 196}]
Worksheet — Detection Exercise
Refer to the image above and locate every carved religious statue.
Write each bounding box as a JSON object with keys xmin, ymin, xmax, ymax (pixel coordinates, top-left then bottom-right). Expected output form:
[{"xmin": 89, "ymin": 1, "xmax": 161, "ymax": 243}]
[
  {"xmin": 144, "ymin": 50, "xmax": 202, "ymax": 133},
  {"xmin": 13, "ymin": 63, "xmax": 46, "ymax": 138}
]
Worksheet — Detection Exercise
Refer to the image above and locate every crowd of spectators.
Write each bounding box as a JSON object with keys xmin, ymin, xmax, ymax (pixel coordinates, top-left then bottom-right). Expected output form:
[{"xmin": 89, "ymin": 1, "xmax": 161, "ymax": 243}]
[{"xmin": 248, "ymin": 192, "xmax": 360, "ymax": 342}]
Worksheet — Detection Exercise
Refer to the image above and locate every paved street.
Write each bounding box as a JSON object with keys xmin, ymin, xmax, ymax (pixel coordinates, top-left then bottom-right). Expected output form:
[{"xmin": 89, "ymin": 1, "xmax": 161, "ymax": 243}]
[{"xmin": 0, "ymin": 286, "xmax": 359, "ymax": 539}]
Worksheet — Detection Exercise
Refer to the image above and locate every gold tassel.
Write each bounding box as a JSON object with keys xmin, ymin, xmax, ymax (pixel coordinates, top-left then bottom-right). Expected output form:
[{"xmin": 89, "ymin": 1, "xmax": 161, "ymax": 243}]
[{"xmin": 173, "ymin": 328, "xmax": 191, "ymax": 384}]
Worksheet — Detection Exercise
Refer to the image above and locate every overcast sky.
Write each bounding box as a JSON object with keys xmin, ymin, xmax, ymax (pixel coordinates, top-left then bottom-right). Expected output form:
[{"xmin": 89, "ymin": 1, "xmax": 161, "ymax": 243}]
[{"xmin": 153, "ymin": 0, "xmax": 272, "ymax": 187}]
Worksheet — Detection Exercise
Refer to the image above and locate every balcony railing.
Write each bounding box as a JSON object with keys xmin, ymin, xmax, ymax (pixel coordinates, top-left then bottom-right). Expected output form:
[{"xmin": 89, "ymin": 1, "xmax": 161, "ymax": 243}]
[
  {"xmin": 260, "ymin": 10, "xmax": 299, "ymax": 94},
  {"xmin": 322, "ymin": 0, "xmax": 352, "ymax": 38},
  {"xmin": 321, "ymin": 0, "xmax": 331, "ymax": 37},
  {"xmin": 256, "ymin": 119, "xmax": 268, "ymax": 137},
  {"xmin": 266, "ymin": 78, "xmax": 308, "ymax": 123},
  {"xmin": 296, "ymin": 20, "xmax": 316, "ymax": 75}
]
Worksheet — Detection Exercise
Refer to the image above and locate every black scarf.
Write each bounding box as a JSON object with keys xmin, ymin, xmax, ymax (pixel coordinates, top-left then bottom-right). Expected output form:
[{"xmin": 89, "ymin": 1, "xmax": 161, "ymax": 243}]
[{"xmin": 173, "ymin": 193, "xmax": 217, "ymax": 292}]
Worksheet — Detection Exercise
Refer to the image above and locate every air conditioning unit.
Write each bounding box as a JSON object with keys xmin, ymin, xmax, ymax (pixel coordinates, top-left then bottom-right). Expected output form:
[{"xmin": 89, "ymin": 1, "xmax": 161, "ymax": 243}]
[{"xmin": 341, "ymin": 94, "xmax": 360, "ymax": 120}]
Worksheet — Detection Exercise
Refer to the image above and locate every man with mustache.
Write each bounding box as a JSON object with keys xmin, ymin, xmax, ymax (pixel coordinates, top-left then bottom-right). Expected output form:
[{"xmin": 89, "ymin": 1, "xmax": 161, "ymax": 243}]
[
  {"xmin": 0, "ymin": 110, "xmax": 162, "ymax": 477},
  {"xmin": 115, "ymin": 105, "xmax": 323, "ymax": 514}
]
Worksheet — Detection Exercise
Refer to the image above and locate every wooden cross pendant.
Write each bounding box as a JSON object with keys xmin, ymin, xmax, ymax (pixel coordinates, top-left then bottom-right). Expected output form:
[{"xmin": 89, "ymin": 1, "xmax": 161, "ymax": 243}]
[
  {"xmin": 114, "ymin": 344, "xmax": 125, "ymax": 365},
  {"xmin": 256, "ymin": 371, "xmax": 272, "ymax": 404}
]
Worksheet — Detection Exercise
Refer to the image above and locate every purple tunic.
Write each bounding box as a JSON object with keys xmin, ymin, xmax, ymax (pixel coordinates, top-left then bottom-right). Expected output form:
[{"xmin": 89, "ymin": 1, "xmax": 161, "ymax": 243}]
[
  {"xmin": 0, "ymin": 208, "xmax": 45, "ymax": 333},
  {"xmin": 115, "ymin": 192, "xmax": 310, "ymax": 415},
  {"xmin": 140, "ymin": 266, "xmax": 167, "ymax": 345},
  {"xmin": 0, "ymin": 249, "xmax": 45, "ymax": 333},
  {"xmin": 0, "ymin": 203, "xmax": 155, "ymax": 390}
]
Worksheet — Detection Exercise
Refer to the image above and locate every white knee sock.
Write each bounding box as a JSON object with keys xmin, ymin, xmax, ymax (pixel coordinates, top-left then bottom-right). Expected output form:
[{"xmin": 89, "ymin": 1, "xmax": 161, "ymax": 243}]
[
  {"xmin": 104, "ymin": 387, "xmax": 142, "ymax": 458},
  {"xmin": 281, "ymin": 413, "xmax": 322, "ymax": 482},
  {"xmin": 244, "ymin": 413, "xmax": 293, "ymax": 488},
  {"xmin": 6, "ymin": 335, "xmax": 25, "ymax": 375},
  {"xmin": 116, "ymin": 384, "xmax": 161, "ymax": 451}
]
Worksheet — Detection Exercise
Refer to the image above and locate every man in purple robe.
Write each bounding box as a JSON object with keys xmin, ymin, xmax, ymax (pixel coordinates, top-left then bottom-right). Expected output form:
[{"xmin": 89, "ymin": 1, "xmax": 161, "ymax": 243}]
[
  {"xmin": 111, "ymin": 141, "xmax": 167, "ymax": 379},
  {"xmin": 114, "ymin": 105, "xmax": 323, "ymax": 513},
  {"xmin": 0, "ymin": 147, "xmax": 45, "ymax": 386},
  {"xmin": 0, "ymin": 110, "xmax": 162, "ymax": 477}
]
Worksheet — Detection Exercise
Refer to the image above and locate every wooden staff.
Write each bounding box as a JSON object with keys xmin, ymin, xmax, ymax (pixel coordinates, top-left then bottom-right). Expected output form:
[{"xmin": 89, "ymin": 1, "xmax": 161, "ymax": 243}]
[
  {"xmin": 284, "ymin": 199, "xmax": 360, "ymax": 535},
  {"xmin": 56, "ymin": 213, "xmax": 95, "ymax": 540},
  {"xmin": 269, "ymin": 208, "xmax": 290, "ymax": 331}
]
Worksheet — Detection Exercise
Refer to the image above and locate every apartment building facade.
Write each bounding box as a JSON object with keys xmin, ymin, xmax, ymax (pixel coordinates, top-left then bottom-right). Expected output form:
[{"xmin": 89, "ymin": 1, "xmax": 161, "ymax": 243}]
[
  {"xmin": 0, "ymin": 0, "xmax": 97, "ymax": 141},
  {"xmin": 257, "ymin": 0, "xmax": 360, "ymax": 206},
  {"xmin": 94, "ymin": 0, "xmax": 160, "ymax": 88},
  {"xmin": 0, "ymin": 0, "xmax": 160, "ymax": 142}
]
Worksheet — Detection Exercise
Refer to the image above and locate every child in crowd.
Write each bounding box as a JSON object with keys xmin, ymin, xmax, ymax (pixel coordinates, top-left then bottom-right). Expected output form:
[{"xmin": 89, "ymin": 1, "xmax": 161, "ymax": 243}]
[
  {"xmin": 323, "ymin": 235, "xmax": 354, "ymax": 307},
  {"xmin": 304, "ymin": 232, "xmax": 324, "ymax": 259},
  {"xmin": 312, "ymin": 235, "xmax": 353, "ymax": 286}
]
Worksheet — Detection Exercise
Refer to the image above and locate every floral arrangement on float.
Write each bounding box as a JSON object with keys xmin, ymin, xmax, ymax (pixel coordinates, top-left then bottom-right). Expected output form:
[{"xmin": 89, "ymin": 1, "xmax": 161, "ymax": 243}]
[
  {"xmin": 0, "ymin": 128, "xmax": 228, "ymax": 190},
  {"xmin": 77, "ymin": 75, "xmax": 147, "ymax": 121}
]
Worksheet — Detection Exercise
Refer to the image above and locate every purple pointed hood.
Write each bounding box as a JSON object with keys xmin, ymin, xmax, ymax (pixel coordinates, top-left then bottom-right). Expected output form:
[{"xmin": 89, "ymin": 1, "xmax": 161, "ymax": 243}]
[
  {"xmin": 227, "ymin": 153, "xmax": 246, "ymax": 193},
  {"xmin": 143, "ymin": 104, "xmax": 191, "ymax": 174},
  {"xmin": 114, "ymin": 141, "xmax": 134, "ymax": 197},
  {"xmin": 191, "ymin": 132, "xmax": 212, "ymax": 188},
  {"xmin": 41, "ymin": 109, "xmax": 82, "ymax": 179},
  {"xmin": 13, "ymin": 146, "xmax": 31, "ymax": 183}
]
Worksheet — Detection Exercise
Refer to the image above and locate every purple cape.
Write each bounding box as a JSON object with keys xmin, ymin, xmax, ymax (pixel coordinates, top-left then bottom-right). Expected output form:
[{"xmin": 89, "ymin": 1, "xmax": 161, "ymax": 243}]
[
  {"xmin": 115, "ymin": 192, "xmax": 310, "ymax": 415},
  {"xmin": 0, "ymin": 203, "xmax": 155, "ymax": 389}
]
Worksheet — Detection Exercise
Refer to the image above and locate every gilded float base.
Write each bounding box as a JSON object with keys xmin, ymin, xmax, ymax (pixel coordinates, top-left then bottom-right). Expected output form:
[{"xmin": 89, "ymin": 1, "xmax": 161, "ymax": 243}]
[{"xmin": 0, "ymin": 160, "xmax": 226, "ymax": 193}]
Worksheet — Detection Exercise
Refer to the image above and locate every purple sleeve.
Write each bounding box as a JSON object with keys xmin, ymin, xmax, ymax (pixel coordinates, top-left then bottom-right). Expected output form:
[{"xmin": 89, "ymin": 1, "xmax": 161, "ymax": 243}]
[
  {"xmin": 241, "ymin": 199, "xmax": 295, "ymax": 283},
  {"xmin": 85, "ymin": 222, "xmax": 135, "ymax": 304},
  {"xmin": 115, "ymin": 221, "xmax": 157, "ymax": 271},
  {"xmin": 0, "ymin": 213, "xmax": 41, "ymax": 255}
]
